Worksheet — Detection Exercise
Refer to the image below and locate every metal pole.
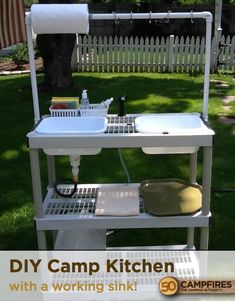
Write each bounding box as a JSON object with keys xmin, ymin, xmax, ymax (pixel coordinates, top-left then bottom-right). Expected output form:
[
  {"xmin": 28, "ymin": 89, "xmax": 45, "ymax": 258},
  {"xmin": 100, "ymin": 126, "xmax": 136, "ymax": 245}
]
[
  {"xmin": 90, "ymin": 12, "xmax": 211, "ymax": 21},
  {"xmin": 203, "ymin": 16, "xmax": 213, "ymax": 121},
  {"xmin": 214, "ymin": 0, "xmax": 223, "ymax": 39},
  {"xmin": 25, "ymin": 14, "xmax": 40, "ymax": 124},
  {"xmin": 214, "ymin": 0, "xmax": 223, "ymax": 70}
]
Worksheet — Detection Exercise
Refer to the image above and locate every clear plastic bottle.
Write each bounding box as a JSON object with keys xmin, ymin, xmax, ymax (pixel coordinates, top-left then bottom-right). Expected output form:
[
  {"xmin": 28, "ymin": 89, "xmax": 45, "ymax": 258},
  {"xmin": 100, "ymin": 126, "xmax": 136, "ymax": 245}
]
[{"xmin": 81, "ymin": 90, "xmax": 89, "ymax": 106}]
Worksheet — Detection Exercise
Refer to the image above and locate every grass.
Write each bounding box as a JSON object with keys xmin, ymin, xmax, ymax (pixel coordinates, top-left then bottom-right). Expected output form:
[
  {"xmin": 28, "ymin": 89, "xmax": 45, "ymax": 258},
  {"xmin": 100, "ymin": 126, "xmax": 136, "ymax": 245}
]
[{"xmin": 0, "ymin": 72, "xmax": 235, "ymax": 250}]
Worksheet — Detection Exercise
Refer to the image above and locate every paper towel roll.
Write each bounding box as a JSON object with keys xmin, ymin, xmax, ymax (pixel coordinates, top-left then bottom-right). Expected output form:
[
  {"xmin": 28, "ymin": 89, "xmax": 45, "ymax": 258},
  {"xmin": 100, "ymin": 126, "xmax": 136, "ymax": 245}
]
[{"xmin": 31, "ymin": 4, "xmax": 89, "ymax": 34}]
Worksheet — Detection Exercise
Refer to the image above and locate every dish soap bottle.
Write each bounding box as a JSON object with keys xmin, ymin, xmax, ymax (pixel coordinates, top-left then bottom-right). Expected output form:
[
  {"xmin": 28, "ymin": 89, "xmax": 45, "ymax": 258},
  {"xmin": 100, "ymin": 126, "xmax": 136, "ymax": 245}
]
[{"xmin": 81, "ymin": 89, "xmax": 89, "ymax": 107}]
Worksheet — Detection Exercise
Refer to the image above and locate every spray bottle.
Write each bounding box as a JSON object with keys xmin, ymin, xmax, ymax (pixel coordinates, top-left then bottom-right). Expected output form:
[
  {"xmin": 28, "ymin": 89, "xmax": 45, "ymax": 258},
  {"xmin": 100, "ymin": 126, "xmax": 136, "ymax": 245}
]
[{"xmin": 100, "ymin": 97, "xmax": 113, "ymax": 108}]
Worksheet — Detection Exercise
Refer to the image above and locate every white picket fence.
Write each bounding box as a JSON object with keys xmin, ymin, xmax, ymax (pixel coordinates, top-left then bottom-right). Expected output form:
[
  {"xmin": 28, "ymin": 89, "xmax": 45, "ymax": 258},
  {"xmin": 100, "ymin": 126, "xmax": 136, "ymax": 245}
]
[{"xmin": 71, "ymin": 35, "xmax": 235, "ymax": 73}]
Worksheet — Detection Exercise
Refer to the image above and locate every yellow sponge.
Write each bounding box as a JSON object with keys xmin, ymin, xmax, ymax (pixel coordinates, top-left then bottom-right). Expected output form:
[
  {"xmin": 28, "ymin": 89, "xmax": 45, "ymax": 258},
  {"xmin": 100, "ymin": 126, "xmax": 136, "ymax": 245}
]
[{"xmin": 51, "ymin": 97, "xmax": 79, "ymax": 109}]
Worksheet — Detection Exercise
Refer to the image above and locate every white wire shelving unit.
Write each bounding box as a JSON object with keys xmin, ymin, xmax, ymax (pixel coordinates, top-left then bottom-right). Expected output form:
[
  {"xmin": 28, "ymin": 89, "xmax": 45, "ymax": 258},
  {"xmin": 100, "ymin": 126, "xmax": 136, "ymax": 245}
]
[{"xmin": 26, "ymin": 5, "xmax": 214, "ymax": 250}]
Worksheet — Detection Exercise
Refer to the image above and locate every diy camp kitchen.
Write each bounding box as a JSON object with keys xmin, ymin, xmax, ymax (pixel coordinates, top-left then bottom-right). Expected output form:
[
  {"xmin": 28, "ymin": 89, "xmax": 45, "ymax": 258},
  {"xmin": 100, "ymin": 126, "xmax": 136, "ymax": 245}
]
[{"xmin": 10, "ymin": 258, "xmax": 174, "ymax": 275}]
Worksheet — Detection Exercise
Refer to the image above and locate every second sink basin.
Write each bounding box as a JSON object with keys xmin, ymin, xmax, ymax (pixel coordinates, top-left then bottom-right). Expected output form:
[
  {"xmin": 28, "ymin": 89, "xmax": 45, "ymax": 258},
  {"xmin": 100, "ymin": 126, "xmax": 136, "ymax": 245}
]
[
  {"xmin": 135, "ymin": 113, "xmax": 204, "ymax": 134},
  {"xmin": 135, "ymin": 113, "xmax": 206, "ymax": 154}
]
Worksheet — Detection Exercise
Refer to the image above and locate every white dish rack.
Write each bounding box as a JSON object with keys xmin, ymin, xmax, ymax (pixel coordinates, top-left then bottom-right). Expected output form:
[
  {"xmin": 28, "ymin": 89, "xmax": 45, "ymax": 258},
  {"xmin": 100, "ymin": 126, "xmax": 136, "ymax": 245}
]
[
  {"xmin": 49, "ymin": 98, "xmax": 113, "ymax": 117},
  {"xmin": 49, "ymin": 107, "xmax": 79, "ymax": 117}
]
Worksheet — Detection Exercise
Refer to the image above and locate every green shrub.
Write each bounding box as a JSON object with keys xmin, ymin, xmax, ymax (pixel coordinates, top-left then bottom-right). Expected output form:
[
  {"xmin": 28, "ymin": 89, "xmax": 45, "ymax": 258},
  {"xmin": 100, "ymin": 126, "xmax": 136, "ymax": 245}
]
[
  {"xmin": 24, "ymin": 0, "xmax": 38, "ymax": 7},
  {"xmin": 11, "ymin": 43, "xmax": 29, "ymax": 65},
  {"xmin": 11, "ymin": 42, "xmax": 39, "ymax": 67}
]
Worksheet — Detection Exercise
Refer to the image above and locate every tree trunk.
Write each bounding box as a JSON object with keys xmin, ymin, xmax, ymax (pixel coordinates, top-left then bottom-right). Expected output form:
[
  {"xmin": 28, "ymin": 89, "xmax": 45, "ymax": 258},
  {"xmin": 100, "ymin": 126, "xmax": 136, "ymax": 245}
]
[{"xmin": 36, "ymin": 0, "xmax": 78, "ymax": 89}]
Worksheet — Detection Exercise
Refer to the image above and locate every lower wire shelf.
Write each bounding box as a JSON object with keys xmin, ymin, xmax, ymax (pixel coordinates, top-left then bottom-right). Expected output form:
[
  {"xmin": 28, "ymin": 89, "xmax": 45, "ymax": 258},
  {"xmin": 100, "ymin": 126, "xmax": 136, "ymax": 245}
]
[
  {"xmin": 35, "ymin": 183, "xmax": 211, "ymax": 231},
  {"xmin": 48, "ymin": 249, "xmax": 201, "ymax": 296}
]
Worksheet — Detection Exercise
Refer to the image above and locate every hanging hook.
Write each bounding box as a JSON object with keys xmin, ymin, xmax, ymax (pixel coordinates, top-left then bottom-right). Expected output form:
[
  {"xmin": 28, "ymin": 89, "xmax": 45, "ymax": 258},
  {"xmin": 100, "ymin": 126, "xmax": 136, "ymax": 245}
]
[
  {"xmin": 191, "ymin": 10, "xmax": 194, "ymax": 23},
  {"xmin": 130, "ymin": 11, "xmax": 133, "ymax": 24},
  {"xmin": 149, "ymin": 11, "xmax": 152, "ymax": 24},
  {"xmin": 165, "ymin": 10, "xmax": 171, "ymax": 23},
  {"xmin": 113, "ymin": 11, "xmax": 119, "ymax": 25}
]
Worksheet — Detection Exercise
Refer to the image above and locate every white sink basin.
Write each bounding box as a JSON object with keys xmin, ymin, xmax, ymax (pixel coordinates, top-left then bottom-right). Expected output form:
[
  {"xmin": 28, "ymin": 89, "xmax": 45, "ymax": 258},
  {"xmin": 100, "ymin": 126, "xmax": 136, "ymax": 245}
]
[
  {"xmin": 135, "ymin": 113, "xmax": 204, "ymax": 134},
  {"xmin": 36, "ymin": 117, "xmax": 108, "ymax": 135},
  {"xmin": 35, "ymin": 117, "xmax": 107, "ymax": 156},
  {"xmin": 135, "ymin": 113, "xmax": 205, "ymax": 154}
]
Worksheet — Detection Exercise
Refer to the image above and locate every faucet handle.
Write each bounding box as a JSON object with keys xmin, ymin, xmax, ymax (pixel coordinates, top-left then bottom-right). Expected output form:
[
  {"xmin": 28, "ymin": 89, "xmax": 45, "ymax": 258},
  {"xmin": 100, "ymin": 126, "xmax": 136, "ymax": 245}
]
[
  {"xmin": 120, "ymin": 95, "xmax": 127, "ymax": 102},
  {"xmin": 118, "ymin": 95, "xmax": 127, "ymax": 116}
]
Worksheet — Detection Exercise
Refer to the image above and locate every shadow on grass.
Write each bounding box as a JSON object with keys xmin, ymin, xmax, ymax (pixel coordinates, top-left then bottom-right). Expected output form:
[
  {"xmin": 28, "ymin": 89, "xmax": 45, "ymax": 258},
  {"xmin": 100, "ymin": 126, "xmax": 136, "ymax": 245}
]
[{"xmin": 36, "ymin": 73, "xmax": 220, "ymax": 114}]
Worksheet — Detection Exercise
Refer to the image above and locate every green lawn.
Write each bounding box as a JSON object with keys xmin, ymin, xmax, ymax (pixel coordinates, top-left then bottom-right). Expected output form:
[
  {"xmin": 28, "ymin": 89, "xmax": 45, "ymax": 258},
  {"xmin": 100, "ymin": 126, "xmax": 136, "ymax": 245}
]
[{"xmin": 0, "ymin": 72, "xmax": 235, "ymax": 250}]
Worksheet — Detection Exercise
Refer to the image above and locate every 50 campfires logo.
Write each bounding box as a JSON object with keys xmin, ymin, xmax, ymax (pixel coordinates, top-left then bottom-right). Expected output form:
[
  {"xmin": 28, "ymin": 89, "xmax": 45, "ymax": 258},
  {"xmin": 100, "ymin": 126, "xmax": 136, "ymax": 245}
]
[{"xmin": 159, "ymin": 277, "xmax": 235, "ymax": 296}]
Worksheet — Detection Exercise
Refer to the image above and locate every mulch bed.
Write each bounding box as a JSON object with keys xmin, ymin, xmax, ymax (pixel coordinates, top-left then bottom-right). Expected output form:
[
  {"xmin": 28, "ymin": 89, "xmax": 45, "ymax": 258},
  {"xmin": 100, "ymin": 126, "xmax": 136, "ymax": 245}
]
[{"xmin": 0, "ymin": 57, "xmax": 43, "ymax": 72}]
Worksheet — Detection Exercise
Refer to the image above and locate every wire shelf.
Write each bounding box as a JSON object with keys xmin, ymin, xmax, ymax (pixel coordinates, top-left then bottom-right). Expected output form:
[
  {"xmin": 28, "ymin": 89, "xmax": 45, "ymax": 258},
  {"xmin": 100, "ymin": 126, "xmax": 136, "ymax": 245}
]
[
  {"xmin": 50, "ymin": 250, "xmax": 199, "ymax": 286},
  {"xmin": 38, "ymin": 184, "xmax": 209, "ymax": 232},
  {"xmin": 106, "ymin": 116, "xmax": 136, "ymax": 134},
  {"xmin": 45, "ymin": 184, "xmax": 144, "ymax": 216}
]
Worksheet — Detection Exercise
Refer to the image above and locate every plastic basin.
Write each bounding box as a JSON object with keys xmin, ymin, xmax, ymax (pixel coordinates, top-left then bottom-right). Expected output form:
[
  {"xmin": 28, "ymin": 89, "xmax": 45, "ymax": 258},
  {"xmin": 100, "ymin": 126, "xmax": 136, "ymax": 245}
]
[
  {"xmin": 36, "ymin": 117, "xmax": 108, "ymax": 135},
  {"xmin": 35, "ymin": 117, "xmax": 107, "ymax": 156},
  {"xmin": 135, "ymin": 113, "xmax": 204, "ymax": 134},
  {"xmin": 135, "ymin": 113, "xmax": 205, "ymax": 154}
]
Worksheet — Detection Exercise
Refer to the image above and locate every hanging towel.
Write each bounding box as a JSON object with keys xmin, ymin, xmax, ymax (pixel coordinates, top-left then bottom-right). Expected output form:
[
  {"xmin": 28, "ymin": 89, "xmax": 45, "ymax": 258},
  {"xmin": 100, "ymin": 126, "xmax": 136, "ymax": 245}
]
[{"xmin": 95, "ymin": 186, "xmax": 140, "ymax": 216}]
